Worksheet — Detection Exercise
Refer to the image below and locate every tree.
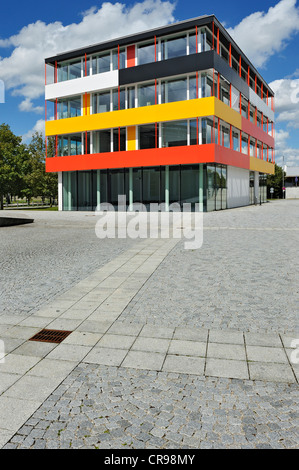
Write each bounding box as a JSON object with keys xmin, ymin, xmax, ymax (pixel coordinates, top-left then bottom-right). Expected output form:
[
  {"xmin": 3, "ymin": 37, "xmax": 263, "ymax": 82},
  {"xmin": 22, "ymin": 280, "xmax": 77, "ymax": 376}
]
[
  {"xmin": 267, "ymin": 164, "xmax": 285, "ymax": 199},
  {"xmin": 0, "ymin": 124, "xmax": 29, "ymax": 209},
  {"xmin": 23, "ymin": 132, "xmax": 58, "ymax": 205}
]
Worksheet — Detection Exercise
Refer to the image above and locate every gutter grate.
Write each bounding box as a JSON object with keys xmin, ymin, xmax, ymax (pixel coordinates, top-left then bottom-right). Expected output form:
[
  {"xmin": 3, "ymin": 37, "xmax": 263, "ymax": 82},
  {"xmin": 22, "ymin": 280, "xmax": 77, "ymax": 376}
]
[{"xmin": 29, "ymin": 329, "xmax": 72, "ymax": 344}]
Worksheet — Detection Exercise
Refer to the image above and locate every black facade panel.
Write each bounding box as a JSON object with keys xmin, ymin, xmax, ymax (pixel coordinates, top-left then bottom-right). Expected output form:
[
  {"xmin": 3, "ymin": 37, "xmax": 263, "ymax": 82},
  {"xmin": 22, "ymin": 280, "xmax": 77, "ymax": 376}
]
[
  {"xmin": 119, "ymin": 51, "xmax": 214, "ymax": 85},
  {"xmin": 119, "ymin": 50, "xmax": 250, "ymax": 99},
  {"xmin": 213, "ymin": 54, "xmax": 249, "ymax": 99}
]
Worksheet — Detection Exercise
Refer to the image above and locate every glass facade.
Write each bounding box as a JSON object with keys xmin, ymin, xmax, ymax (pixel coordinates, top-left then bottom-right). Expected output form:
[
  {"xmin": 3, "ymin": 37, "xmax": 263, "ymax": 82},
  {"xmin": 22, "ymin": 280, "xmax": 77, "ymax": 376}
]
[
  {"xmin": 137, "ymin": 41, "xmax": 155, "ymax": 65},
  {"xmin": 138, "ymin": 82, "xmax": 156, "ymax": 107},
  {"xmin": 161, "ymin": 120, "xmax": 187, "ymax": 147},
  {"xmin": 161, "ymin": 77, "xmax": 187, "ymax": 103},
  {"xmin": 57, "ymin": 59, "xmax": 81, "ymax": 82},
  {"xmin": 62, "ymin": 164, "xmax": 228, "ymax": 212},
  {"xmin": 161, "ymin": 35, "xmax": 187, "ymax": 60},
  {"xmin": 57, "ymin": 96, "xmax": 81, "ymax": 119}
]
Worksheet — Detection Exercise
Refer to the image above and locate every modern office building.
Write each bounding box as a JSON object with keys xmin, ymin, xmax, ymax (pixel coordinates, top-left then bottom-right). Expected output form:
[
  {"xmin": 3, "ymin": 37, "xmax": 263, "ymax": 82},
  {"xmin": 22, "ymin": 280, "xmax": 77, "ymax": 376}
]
[
  {"xmin": 44, "ymin": 14, "xmax": 275, "ymax": 211},
  {"xmin": 284, "ymin": 165, "xmax": 299, "ymax": 199}
]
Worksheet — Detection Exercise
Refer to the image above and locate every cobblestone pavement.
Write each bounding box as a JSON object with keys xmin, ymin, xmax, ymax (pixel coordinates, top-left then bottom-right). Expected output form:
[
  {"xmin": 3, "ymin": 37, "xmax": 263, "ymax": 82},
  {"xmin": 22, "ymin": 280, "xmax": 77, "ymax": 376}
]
[
  {"xmin": 120, "ymin": 201, "xmax": 299, "ymax": 334},
  {"xmin": 0, "ymin": 210, "xmax": 137, "ymax": 316},
  {"xmin": 0, "ymin": 201, "xmax": 298, "ymax": 449}
]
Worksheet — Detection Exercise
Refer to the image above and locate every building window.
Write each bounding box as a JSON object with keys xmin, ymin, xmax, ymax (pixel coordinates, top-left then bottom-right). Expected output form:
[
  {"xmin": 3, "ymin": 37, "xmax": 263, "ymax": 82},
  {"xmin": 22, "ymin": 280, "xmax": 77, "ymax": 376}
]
[
  {"xmin": 138, "ymin": 82, "xmax": 156, "ymax": 107},
  {"xmin": 221, "ymin": 124, "xmax": 230, "ymax": 148},
  {"xmin": 57, "ymin": 59, "xmax": 82, "ymax": 82},
  {"xmin": 112, "ymin": 88, "xmax": 125, "ymax": 111},
  {"xmin": 112, "ymin": 48, "xmax": 126, "ymax": 70},
  {"xmin": 138, "ymin": 124, "xmax": 156, "ymax": 149},
  {"xmin": 161, "ymin": 77, "xmax": 187, "ymax": 103},
  {"xmin": 241, "ymin": 99, "xmax": 248, "ymax": 119},
  {"xmin": 161, "ymin": 120, "xmax": 188, "ymax": 147},
  {"xmin": 189, "ymin": 75, "xmax": 197, "ymax": 100},
  {"xmin": 232, "ymin": 129, "xmax": 240, "ymax": 152},
  {"xmin": 188, "ymin": 32, "xmax": 197, "ymax": 54},
  {"xmin": 241, "ymin": 133, "xmax": 248, "ymax": 154},
  {"xmin": 57, "ymin": 96, "xmax": 81, "ymax": 119},
  {"xmin": 93, "ymin": 91, "xmax": 111, "ymax": 113},
  {"xmin": 250, "ymin": 138, "xmax": 256, "ymax": 157},
  {"xmin": 92, "ymin": 52, "xmax": 110, "ymax": 75},
  {"xmin": 161, "ymin": 34, "xmax": 187, "ymax": 60},
  {"xmin": 58, "ymin": 134, "xmax": 82, "ymax": 156},
  {"xmin": 137, "ymin": 41, "xmax": 155, "ymax": 65},
  {"xmin": 200, "ymin": 27, "xmax": 213, "ymax": 52},
  {"xmin": 201, "ymin": 71, "xmax": 216, "ymax": 98},
  {"xmin": 127, "ymin": 86, "xmax": 136, "ymax": 108},
  {"xmin": 219, "ymin": 78, "xmax": 230, "ymax": 106},
  {"xmin": 93, "ymin": 130, "xmax": 111, "ymax": 153},
  {"xmin": 202, "ymin": 118, "xmax": 215, "ymax": 144},
  {"xmin": 113, "ymin": 128, "xmax": 126, "ymax": 151},
  {"xmin": 189, "ymin": 119, "xmax": 198, "ymax": 145}
]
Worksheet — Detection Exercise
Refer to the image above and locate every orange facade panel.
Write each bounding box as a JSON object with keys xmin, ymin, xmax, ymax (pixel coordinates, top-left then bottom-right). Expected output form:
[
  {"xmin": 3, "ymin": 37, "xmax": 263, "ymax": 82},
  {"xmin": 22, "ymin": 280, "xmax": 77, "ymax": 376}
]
[
  {"xmin": 45, "ymin": 144, "xmax": 273, "ymax": 174},
  {"xmin": 46, "ymin": 145, "xmax": 216, "ymax": 172},
  {"xmin": 126, "ymin": 45, "xmax": 136, "ymax": 68}
]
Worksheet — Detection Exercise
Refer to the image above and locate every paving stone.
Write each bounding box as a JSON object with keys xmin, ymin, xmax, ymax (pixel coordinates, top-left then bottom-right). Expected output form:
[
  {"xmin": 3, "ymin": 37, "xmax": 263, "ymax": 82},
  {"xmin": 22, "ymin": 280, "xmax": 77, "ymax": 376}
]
[
  {"xmin": 83, "ymin": 347, "xmax": 128, "ymax": 367},
  {"xmin": 246, "ymin": 346, "xmax": 288, "ymax": 364},
  {"xmin": 207, "ymin": 342, "xmax": 247, "ymax": 361},
  {"xmin": 97, "ymin": 334, "xmax": 136, "ymax": 350},
  {"xmin": 205, "ymin": 358, "xmax": 249, "ymax": 380},
  {"xmin": 162, "ymin": 355, "xmax": 205, "ymax": 375},
  {"xmin": 168, "ymin": 340, "xmax": 206, "ymax": 357},
  {"xmin": 248, "ymin": 362, "xmax": 297, "ymax": 383},
  {"xmin": 131, "ymin": 337, "xmax": 170, "ymax": 354},
  {"xmin": 121, "ymin": 351, "xmax": 165, "ymax": 371}
]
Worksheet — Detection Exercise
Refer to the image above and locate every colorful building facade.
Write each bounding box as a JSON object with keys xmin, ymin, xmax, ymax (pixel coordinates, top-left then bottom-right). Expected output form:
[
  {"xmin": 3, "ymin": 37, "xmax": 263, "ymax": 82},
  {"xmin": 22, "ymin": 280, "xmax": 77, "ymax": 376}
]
[{"xmin": 44, "ymin": 15, "xmax": 275, "ymax": 211}]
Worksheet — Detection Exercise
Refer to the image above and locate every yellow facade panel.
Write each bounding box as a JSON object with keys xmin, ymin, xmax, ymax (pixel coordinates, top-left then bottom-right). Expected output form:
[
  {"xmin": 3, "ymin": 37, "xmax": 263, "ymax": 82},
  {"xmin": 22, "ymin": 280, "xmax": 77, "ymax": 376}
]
[
  {"xmin": 45, "ymin": 97, "xmax": 242, "ymax": 137},
  {"xmin": 127, "ymin": 126, "xmax": 136, "ymax": 151},
  {"xmin": 250, "ymin": 157, "xmax": 275, "ymax": 175}
]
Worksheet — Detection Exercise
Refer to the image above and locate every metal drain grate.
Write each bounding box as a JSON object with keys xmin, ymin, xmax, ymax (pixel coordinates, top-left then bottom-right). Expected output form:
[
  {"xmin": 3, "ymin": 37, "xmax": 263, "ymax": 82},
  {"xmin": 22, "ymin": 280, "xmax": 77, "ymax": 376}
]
[{"xmin": 29, "ymin": 329, "xmax": 72, "ymax": 344}]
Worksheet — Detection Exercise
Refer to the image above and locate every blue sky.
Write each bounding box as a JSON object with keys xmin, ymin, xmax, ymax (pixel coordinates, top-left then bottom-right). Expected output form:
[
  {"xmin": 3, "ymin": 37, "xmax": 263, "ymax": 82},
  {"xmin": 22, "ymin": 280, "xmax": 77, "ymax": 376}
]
[{"xmin": 0, "ymin": 0, "xmax": 298, "ymax": 166}]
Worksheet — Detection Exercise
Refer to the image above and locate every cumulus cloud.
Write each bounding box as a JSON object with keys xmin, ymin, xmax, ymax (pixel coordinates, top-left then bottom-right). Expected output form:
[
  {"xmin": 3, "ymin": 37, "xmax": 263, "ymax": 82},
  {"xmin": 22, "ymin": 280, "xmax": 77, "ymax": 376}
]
[
  {"xmin": 227, "ymin": 0, "xmax": 299, "ymax": 68},
  {"xmin": 273, "ymin": 127, "xmax": 299, "ymax": 167},
  {"xmin": 270, "ymin": 78, "xmax": 299, "ymax": 128},
  {"xmin": 0, "ymin": 0, "xmax": 175, "ymax": 111},
  {"xmin": 22, "ymin": 119, "xmax": 45, "ymax": 143}
]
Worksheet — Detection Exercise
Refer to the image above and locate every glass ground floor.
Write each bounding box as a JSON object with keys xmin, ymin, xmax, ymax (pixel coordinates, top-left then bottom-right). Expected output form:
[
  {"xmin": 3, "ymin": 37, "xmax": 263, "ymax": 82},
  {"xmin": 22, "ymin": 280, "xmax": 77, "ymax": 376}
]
[{"xmin": 61, "ymin": 164, "xmax": 267, "ymax": 211}]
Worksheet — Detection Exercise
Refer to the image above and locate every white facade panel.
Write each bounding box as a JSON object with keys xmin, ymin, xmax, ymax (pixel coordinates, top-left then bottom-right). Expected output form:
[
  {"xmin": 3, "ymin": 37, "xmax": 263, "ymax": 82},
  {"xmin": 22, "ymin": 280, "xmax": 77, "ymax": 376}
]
[
  {"xmin": 45, "ymin": 71, "xmax": 119, "ymax": 100},
  {"xmin": 286, "ymin": 187, "xmax": 299, "ymax": 199},
  {"xmin": 227, "ymin": 166, "xmax": 250, "ymax": 208},
  {"xmin": 249, "ymin": 88, "xmax": 274, "ymax": 122}
]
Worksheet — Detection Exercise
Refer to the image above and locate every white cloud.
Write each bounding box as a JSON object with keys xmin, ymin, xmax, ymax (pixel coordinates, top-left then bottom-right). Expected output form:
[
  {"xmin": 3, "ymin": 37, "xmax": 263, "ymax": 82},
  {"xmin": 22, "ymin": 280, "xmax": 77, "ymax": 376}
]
[
  {"xmin": 19, "ymin": 98, "xmax": 44, "ymax": 114},
  {"xmin": 273, "ymin": 127, "xmax": 299, "ymax": 167},
  {"xmin": 0, "ymin": 0, "xmax": 175, "ymax": 110},
  {"xmin": 22, "ymin": 119, "xmax": 45, "ymax": 143},
  {"xmin": 270, "ymin": 78, "xmax": 299, "ymax": 128},
  {"xmin": 227, "ymin": 0, "xmax": 299, "ymax": 68}
]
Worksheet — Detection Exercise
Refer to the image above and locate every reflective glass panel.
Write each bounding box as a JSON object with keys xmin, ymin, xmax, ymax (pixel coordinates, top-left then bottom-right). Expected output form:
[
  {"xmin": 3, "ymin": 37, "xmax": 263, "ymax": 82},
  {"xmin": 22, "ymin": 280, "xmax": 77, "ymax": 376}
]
[
  {"xmin": 161, "ymin": 35, "xmax": 187, "ymax": 60},
  {"xmin": 138, "ymin": 82, "xmax": 156, "ymax": 107},
  {"xmin": 138, "ymin": 124, "xmax": 156, "ymax": 149},
  {"xmin": 162, "ymin": 120, "xmax": 187, "ymax": 148},
  {"xmin": 137, "ymin": 41, "xmax": 155, "ymax": 65},
  {"xmin": 161, "ymin": 77, "xmax": 187, "ymax": 103}
]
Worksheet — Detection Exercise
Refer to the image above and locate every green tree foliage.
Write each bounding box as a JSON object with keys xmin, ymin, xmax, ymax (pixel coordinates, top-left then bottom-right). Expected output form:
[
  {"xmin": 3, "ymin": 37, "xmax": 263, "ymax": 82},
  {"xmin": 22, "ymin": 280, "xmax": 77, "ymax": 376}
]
[
  {"xmin": 0, "ymin": 123, "xmax": 29, "ymax": 209},
  {"xmin": 267, "ymin": 164, "xmax": 285, "ymax": 199},
  {"xmin": 0, "ymin": 124, "xmax": 57, "ymax": 208}
]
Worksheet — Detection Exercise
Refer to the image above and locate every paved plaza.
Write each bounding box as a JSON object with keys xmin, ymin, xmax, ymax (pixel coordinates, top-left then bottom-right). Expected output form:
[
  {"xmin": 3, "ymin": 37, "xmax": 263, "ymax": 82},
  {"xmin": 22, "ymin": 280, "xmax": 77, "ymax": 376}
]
[{"xmin": 0, "ymin": 200, "xmax": 298, "ymax": 449}]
